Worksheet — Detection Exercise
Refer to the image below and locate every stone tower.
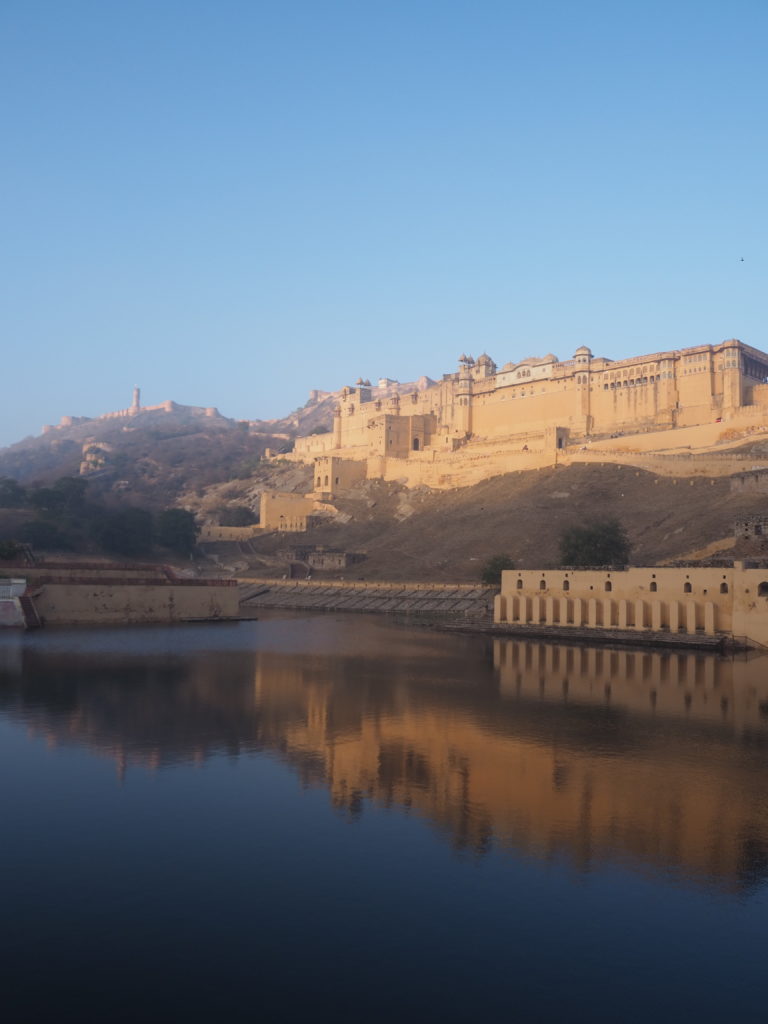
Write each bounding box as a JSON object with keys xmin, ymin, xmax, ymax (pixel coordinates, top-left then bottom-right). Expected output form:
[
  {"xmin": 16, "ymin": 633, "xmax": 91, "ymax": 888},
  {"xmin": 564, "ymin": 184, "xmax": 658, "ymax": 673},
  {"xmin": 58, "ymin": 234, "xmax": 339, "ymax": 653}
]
[{"xmin": 131, "ymin": 387, "xmax": 141, "ymax": 415}]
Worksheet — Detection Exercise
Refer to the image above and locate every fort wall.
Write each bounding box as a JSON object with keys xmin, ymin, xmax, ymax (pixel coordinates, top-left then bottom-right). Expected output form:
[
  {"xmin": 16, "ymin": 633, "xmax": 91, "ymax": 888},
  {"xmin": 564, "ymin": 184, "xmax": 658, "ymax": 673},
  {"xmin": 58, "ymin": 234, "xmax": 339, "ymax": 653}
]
[
  {"xmin": 199, "ymin": 525, "xmax": 263, "ymax": 542},
  {"xmin": 42, "ymin": 395, "xmax": 223, "ymax": 435},
  {"xmin": 259, "ymin": 491, "xmax": 320, "ymax": 532},
  {"xmin": 287, "ymin": 339, "xmax": 768, "ymax": 491}
]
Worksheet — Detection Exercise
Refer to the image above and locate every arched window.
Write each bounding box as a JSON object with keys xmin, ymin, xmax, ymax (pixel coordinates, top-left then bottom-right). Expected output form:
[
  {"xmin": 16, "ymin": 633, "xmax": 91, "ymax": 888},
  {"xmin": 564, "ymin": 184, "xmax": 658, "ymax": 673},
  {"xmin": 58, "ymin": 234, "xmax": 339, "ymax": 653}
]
[
  {"xmin": 539, "ymin": 579, "xmax": 546, "ymax": 590},
  {"xmin": 412, "ymin": 438, "xmax": 420, "ymax": 451},
  {"xmin": 604, "ymin": 581, "xmax": 612, "ymax": 592},
  {"xmin": 720, "ymin": 582, "xmax": 728, "ymax": 594},
  {"xmin": 759, "ymin": 582, "xmax": 768, "ymax": 598},
  {"xmin": 650, "ymin": 581, "xmax": 657, "ymax": 592},
  {"xmin": 516, "ymin": 579, "xmax": 523, "ymax": 590},
  {"xmin": 316, "ymin": 478, "xmax": 321, "ymax": 487},
  {"xmin": 684, "ymin": 582, "xmax": 692, "ymax": 594},
  {"xmin": 563, "ymin": 580, "xmax": 570, "ymax": 591},
  {"xmin": 324, "ymin": 476, "xmax": 329, "ymax": 487}
]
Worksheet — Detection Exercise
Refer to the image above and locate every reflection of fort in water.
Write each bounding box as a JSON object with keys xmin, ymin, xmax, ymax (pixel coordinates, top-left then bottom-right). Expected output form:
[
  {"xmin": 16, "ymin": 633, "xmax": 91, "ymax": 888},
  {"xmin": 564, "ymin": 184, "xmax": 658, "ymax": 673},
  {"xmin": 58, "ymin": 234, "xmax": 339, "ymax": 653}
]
[{"xmin": 2, "ymin": 625, "xmax": 768, "ymax": 890}]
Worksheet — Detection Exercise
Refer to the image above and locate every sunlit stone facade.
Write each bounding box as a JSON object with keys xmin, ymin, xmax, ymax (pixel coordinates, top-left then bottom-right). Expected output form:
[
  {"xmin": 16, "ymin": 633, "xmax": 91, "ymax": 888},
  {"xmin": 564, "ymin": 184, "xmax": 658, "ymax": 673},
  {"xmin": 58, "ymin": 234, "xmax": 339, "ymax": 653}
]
[
  {"xmin": 495, "ymin": 563, "xmax": 768, "ymax": 647},
  {"xmin": 292, "ymin": 339, "xmax": 768, "ymax": 490}
]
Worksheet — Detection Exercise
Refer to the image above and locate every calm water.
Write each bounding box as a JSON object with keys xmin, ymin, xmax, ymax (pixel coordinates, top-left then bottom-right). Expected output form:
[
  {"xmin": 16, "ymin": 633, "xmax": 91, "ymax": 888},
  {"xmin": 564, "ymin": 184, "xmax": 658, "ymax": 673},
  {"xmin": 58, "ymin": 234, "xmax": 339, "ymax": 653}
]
[{"xmin": 1, "ymin": 612, "xmax": 768, "ymax": 1023}]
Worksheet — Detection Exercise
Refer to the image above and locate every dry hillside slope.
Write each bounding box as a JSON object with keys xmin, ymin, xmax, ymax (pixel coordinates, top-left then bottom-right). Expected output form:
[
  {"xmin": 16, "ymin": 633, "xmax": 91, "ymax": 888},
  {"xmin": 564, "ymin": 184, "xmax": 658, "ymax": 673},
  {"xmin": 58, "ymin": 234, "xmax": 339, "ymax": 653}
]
[{"xmin": 240, "ymin": 464, "xmax": 764, "ymax": 581}]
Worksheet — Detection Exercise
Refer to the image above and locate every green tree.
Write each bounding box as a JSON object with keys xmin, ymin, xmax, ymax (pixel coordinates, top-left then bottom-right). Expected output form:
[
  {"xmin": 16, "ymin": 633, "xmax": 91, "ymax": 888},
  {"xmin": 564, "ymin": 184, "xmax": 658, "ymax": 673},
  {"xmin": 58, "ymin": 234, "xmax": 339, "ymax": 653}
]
[
  {"xmin": 93, "ymin": 507, "xmax": 153, "ymax": 557},
  {"xmin": 19, "ymin": 520, "xmax": 73, "ymax": 551},
  {"xmin": 0, "ymin": 478, "xmax": 26, "ymax": 508},
  {"xmin": 156, "ymin": 508, "xmax": 198, "ymax": 556},
  {"xmin": 29, "ymin": 477, "xmax": 88, "ymax": 516},
  {"xmin": 480, "ymin": 554, "xmax": 515, "ymax": 585},
  {"xmin": 219, "ymin": 505, "xmax": 257, "ymax": 527},
  {"xmin": 559, "ymin": 519, "xmax": 631, "ymax": 567}
]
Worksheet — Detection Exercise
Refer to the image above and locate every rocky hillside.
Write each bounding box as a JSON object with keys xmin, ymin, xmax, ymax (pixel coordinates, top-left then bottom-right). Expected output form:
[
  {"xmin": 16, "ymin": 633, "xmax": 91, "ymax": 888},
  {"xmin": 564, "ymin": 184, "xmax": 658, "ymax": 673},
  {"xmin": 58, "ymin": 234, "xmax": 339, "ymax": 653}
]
[
  {"xmin": 0, "ymin": 377, "xmax": 434, "ymax": 504},
  {"xmin": 192, "ymin": 458, "xmax": 768, "ymax": 581}
]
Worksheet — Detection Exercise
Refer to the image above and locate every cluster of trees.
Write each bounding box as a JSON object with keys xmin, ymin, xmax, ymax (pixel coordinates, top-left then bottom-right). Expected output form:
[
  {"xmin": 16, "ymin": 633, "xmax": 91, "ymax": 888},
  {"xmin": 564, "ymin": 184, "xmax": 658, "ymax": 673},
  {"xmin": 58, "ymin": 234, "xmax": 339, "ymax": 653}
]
[
  {"xmin": 0, "ymin": 476, "xmax": 198, "ymax": 558},
  {"xmin": 217, "ymin": 505, "xmax": 258, "ymax": 527},
  {"xmin": 480, "ymin": 519, "xmax": 631, "ymax": 584}
]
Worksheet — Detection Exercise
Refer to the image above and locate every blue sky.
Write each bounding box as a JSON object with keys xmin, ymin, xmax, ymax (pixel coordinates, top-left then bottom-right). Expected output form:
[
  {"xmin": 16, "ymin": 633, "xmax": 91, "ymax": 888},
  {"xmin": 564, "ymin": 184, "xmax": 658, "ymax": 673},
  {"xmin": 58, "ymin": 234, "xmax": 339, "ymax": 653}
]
[{"xmin": 1, "ymin": 0, "xmax": 766, "ymax": 446}]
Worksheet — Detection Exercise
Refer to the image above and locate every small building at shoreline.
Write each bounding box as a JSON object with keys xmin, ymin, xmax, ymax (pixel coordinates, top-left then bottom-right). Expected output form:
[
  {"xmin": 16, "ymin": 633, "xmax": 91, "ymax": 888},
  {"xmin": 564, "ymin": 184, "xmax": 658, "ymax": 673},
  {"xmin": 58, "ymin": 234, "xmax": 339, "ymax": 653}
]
[{"xmin": 494, "ymin": 562, "xmax": 768, "ymax": 648}]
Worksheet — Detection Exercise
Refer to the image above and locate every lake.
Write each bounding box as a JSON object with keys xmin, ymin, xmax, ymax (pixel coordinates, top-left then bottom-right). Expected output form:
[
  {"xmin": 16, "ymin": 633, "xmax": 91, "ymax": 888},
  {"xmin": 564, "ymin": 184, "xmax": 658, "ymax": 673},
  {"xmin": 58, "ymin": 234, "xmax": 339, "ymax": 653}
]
[{"xmin": 1, "ymin": 611, "xmax": 767, "ymax": 1022}]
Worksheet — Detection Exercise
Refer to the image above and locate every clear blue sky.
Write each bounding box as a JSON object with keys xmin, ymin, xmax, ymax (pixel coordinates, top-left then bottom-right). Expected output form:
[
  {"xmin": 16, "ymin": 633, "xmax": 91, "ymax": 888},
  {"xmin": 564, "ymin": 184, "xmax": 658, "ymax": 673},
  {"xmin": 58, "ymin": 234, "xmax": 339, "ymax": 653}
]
[{"xmin": 2, "ymin": 0, "xmax": 766, "ymax": 446}]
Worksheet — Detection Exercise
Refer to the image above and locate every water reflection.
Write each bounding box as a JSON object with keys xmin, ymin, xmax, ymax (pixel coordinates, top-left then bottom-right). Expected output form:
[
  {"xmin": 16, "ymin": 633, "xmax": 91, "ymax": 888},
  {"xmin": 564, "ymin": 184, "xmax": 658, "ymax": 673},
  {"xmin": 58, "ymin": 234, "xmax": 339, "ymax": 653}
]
[{"xmin": 1, "ymin": 616, "xmax": 767, "ymax": 892}]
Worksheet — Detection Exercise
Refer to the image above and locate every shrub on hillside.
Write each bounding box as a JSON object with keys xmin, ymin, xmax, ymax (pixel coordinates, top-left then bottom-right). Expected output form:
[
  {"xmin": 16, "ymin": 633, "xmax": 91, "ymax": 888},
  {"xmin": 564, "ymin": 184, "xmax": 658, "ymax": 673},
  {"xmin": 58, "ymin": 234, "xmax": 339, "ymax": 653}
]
[
  {"xmin": 156, "ymin": 509, "xmax": 198, "ymax": 556},
  {"xmin": 480, "ymin": 554, "xmax": 515, "ymax": 585},
  {"xmin": 559, "ymin": 519, "xmax": 630, "ymax": 567}
]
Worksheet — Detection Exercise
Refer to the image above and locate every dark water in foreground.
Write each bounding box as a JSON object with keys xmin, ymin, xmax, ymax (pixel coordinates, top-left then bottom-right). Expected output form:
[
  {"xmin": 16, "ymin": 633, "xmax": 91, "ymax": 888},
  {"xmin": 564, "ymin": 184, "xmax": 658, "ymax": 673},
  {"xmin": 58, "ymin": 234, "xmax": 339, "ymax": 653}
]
[{"xmin": 1, "ymin": 613, "xmax": 768, "ymax": 1023}]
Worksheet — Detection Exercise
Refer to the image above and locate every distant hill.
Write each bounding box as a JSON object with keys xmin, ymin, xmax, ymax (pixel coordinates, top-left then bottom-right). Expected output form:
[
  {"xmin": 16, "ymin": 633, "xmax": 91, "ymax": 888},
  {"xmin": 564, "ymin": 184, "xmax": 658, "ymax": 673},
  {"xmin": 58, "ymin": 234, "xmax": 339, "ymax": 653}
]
[{"xmin": 0, "ymin": 377, "xmax": 434, "ymax": 507}]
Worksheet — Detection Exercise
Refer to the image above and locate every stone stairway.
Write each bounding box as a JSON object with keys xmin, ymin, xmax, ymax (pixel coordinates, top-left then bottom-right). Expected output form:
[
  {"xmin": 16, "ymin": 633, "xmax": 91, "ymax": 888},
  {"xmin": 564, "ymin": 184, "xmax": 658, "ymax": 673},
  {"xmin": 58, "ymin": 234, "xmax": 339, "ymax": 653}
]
[{"xmin": 239, "ymin": 580, "xmax": 496, "ymax": 619}]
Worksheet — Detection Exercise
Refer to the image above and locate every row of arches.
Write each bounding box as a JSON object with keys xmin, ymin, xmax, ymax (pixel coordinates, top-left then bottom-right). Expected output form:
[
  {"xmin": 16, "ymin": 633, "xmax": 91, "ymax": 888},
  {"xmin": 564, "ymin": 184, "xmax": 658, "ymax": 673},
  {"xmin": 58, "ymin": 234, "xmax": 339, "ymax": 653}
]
[{"xmin": 497, "ymin": 594, "xmax": 720, "ymax": 635}]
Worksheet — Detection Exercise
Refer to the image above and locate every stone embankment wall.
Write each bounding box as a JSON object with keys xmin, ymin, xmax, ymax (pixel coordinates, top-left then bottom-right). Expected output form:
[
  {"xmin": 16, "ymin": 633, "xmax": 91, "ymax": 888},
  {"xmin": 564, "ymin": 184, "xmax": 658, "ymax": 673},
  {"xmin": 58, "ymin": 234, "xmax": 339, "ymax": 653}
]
[
  {"xmin": 0, "ymin": 560, "xmax": 240, "ymax": 626},
  {"xmin": 33, "ymin": 578, "xmax": 239, "ymax": 625},
  {"xmin": 239, "ymin": 579, "xmax": 495, "ymax": 618}
]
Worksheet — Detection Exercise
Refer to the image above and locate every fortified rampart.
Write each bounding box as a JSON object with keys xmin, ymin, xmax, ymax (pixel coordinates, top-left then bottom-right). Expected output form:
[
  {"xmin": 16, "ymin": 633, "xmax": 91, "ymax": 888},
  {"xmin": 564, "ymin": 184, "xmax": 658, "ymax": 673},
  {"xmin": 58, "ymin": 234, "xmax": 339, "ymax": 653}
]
[
  {"xmin": 42, "ymin": 390, "xmax": 223, "ymax": 435},
  {"xmin": 289, "ymin": 339, "xmax": 768, "ymax": 492}
]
